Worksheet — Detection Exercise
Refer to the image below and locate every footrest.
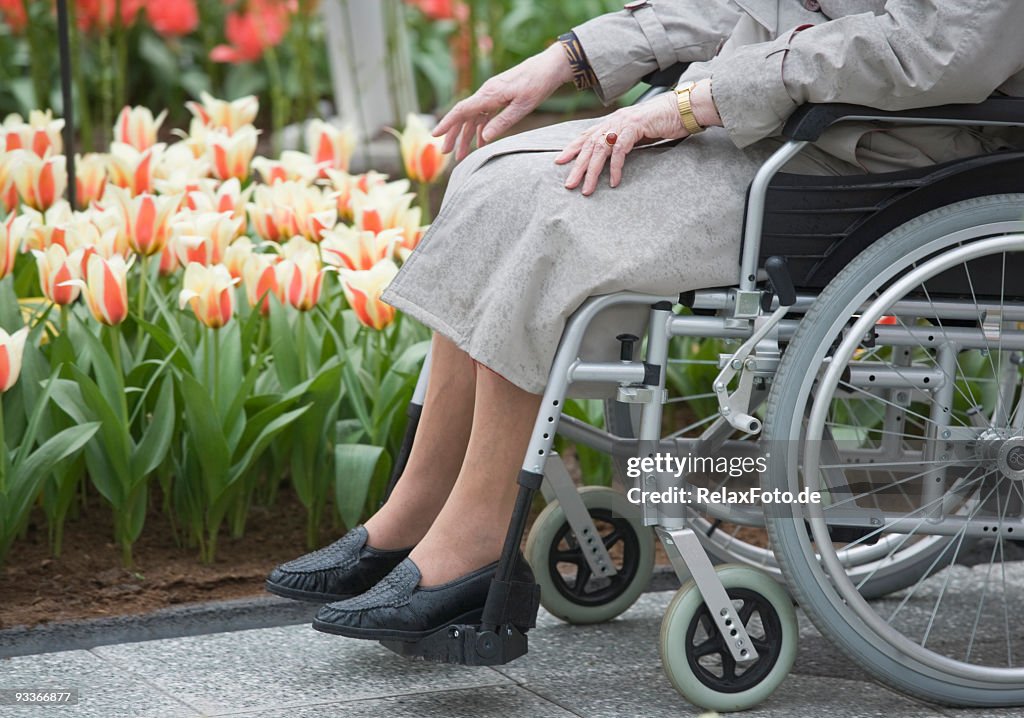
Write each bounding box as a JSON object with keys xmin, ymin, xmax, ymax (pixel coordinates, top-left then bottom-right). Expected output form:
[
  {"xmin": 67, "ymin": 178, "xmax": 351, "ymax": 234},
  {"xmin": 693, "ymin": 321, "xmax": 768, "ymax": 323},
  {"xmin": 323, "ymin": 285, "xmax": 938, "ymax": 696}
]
[{"xmin": 378, "ymin": 623, "xmax": 529, "ymax": 666}]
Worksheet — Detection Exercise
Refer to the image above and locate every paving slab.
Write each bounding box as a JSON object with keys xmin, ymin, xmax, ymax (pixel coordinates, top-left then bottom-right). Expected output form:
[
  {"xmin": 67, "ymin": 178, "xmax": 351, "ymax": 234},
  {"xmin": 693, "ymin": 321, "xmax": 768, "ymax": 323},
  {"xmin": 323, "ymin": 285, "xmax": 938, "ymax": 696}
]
[
  {"xmin": 221, "ymin": 684, "xmax": 579, "ymax": 718},
  {"xmin": 0, "ymin": 649, "xmax": 198, "ymax": 718},
  {"xmin": 92, "ymin": 624, "xmax": 510, "ymax": 716}
]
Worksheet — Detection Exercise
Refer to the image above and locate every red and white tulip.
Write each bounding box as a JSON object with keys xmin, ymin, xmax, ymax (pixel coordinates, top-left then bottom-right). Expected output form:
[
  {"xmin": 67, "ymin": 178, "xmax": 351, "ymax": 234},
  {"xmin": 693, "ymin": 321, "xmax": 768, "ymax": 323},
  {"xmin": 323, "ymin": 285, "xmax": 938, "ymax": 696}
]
[
  {"xmin": 305, "ymin": 119, "xmax": 355, "ymax": 177},
  {"xmin": 114, "ymin": 106, "xmax": 168, "ymax": 151},
  {"xmin": 339, "ymin": 259, "xmax": 399, "ymax": 330},
  {"xmin": 12, "ymin": 150, "xmax": 67, "ymax": 211},
  {"xmin": 186, "ymin": 92, "xmax": 259, "ymax": 134},
  {"xmin": 178, "ymin": 262, "xmax": 238, "ymax": 329},
  {"xmin": 320, "ymin": 225, "xmax": 401, "ymax": 271},
  {"xmin": 395, "ymin": 113, "xmax": 449, "ymax": 184},
  {"xmin": 32, "ymin": 244, "xmax": 84, "ymax": 305},
  {"xmin": 207, "ymin": 126, "xmax": 258, "ymax": 182},
  {"xmin": 107, "ymin": 142, "xmax": 165, "ymax": 196},
  {"xmin": 0, "ymin": 327, "xmax": 29, "ymax": 393}
]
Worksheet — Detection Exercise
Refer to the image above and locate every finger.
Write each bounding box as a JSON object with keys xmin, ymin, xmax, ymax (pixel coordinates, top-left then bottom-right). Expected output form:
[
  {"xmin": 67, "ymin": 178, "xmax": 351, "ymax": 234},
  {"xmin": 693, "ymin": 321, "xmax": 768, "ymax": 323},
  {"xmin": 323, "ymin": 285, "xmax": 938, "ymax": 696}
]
[
  {"xmin": 433, "ymin": 97, "xmax": 479, "ymax": 138},
  {"xmin": 480, "ymin": 99, "xmax": 530, "ymax": 144},
  {"xmin": 456, "ymin": 115, "xmax": 485, "ymax": 161},
  {"xmin": 554, "ymin": 129, "xmax": 593, "ymax": 165},
  {"xmin": 608, "ymin": 129, "xmax": 637, "ymax": 188},
  {"xmin": 439, "ymin": 120, "xmax": 462, "ymax": 154},
  {"xmin": 564, "ymin": 138, "xmax": 596, "ymax": 189},
  {"xmin": 581, "ymin": 138, "xmax": 612, "ymax": 196}
]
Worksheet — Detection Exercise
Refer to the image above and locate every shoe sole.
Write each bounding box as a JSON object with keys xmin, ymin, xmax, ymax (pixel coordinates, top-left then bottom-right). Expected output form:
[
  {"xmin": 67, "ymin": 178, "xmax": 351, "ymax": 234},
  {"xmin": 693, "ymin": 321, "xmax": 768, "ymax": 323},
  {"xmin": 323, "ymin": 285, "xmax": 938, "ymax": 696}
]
[
  {"xmin": 311, "ymin": 608, "xmax": 486, "ymax": 641},
  {"xmin": 265, "ymin": 580, "xmax": 354, "ymax": 604}
]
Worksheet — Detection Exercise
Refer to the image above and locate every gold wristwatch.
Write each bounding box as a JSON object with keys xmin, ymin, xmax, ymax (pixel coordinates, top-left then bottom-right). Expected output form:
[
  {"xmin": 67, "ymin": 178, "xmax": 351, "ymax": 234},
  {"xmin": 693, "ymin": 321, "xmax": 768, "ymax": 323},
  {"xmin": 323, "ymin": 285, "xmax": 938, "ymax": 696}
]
[{"xmin": 674, "ymin": 82, "xmax": 705, "ymax": 135}]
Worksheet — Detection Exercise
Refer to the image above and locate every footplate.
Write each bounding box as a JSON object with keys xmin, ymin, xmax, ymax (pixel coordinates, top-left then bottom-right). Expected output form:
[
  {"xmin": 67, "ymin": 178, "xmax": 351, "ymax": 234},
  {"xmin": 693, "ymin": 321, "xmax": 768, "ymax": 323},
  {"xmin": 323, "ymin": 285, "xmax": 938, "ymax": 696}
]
[{"xmin": 378, "ymin": 623, "xmax": 529, "ymax": 666}]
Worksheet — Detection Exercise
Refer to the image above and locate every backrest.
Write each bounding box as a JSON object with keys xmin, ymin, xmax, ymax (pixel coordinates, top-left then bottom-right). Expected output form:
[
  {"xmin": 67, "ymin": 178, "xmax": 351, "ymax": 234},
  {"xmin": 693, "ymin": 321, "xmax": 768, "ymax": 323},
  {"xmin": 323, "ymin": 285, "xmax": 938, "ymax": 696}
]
[{"xmin": 755, "ymin": 151, "xmax": 1024, "ymax": 291}]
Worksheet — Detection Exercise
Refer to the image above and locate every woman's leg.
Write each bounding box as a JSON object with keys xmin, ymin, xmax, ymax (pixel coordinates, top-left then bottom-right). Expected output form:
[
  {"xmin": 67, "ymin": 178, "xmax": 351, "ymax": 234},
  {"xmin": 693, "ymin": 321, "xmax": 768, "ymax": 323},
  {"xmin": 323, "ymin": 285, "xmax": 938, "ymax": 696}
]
[
  {"xmin": 409, "ymin": 364, "xmax": 542, "ymax": 586},
  {"xmin": 362, "ymin": 332, "xmax": 476, "ymax": 549}
]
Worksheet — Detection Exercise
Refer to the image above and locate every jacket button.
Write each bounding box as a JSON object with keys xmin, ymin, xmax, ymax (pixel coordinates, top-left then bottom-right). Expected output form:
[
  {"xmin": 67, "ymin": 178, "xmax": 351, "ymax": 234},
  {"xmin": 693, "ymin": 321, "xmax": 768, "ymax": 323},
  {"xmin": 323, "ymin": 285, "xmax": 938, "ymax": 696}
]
[{"xmin": 803, "ymin": 0, "xmax": 821, "ymax": 10}]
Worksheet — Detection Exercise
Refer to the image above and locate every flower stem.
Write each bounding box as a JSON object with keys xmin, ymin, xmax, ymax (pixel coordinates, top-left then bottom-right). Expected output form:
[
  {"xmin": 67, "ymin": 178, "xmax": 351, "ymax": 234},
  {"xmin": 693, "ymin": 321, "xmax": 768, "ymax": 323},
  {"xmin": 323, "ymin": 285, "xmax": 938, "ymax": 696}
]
[
  {"xmin": 109, "ymin": 325, "xmax": 129, "ymax": 424},
  {"xmin": 137, "ymin": 255, "xmax": 149, "ymax": 318},
  {"xmin": 295, "ymin": 310, "xmax": 308, "ymax": 382},
  {"xmin": 59, "ymin": 304, "xmax": 69, "ymax": 335},
  {"xmin": 0, "ymin": 395, "xmax": 7, "ymax": 494},
  {"xmin": 210, "ymin": 326, "xmax": 220, "ymax": 414},
  {"xmin": 416, "ymin": 182, "xmax": 431, "ymax": 221}
]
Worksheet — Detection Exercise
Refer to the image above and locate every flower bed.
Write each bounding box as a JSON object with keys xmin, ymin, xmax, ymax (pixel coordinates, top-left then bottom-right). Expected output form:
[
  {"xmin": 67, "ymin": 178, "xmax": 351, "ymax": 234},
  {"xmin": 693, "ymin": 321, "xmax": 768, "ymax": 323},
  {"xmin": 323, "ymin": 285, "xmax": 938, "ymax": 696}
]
[{"xmin": 0, "ymin": 96, "xmax": 450, "ymax": 567}]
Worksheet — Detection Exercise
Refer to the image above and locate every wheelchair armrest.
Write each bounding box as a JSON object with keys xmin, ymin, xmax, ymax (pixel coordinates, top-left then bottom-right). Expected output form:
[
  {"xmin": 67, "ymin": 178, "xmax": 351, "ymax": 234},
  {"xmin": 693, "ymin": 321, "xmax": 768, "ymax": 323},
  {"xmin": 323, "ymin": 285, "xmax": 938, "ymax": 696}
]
[
  {"xmin": 641, "ymin": 62, "xmax": 690, "ymax": 88},
  {"xmin": 783, "ymin": 95, "xmax": 1024, "ymax": 142}
]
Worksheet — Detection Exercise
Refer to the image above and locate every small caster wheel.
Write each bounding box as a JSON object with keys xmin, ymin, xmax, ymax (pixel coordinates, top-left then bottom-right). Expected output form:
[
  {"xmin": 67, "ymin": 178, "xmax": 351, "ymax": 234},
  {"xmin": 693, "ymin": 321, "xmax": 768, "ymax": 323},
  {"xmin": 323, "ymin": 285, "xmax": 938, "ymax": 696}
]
[
  {"xmin": 660, "ymin": 564, "xmax": 796, "ymax": 712},
  {"xmin": 525, "ymin": 486, "xmax": 654, "ymax": 624}
]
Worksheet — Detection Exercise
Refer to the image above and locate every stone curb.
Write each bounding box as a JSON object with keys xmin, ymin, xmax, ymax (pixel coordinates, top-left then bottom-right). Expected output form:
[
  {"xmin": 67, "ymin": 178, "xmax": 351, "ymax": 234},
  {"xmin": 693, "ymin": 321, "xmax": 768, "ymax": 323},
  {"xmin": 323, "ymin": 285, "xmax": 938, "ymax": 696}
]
[{"xmin": 1, "ymin": 567, "xmax": 682, "ymax": 659}]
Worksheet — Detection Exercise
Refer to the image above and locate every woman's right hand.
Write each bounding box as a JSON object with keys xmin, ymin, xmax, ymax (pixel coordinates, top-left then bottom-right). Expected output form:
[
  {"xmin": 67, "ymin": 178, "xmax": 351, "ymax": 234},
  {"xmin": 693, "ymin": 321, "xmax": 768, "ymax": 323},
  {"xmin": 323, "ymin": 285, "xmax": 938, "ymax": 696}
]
[{"xmin": 432, "ymin": 43, "xmax": 573, "ymax": 161}]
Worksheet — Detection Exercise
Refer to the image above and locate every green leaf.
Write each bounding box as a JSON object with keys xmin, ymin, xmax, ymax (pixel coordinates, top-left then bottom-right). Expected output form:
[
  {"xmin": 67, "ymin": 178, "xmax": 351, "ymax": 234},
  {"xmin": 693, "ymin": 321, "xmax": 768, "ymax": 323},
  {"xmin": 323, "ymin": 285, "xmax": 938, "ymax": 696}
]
[
  {"xmin": 177, "ymin": 370, "xmax": 232, "ymax": 493},
  {"xmin": 334, "ymin": 444, "xmax": 391, "ymax": 529},
  {"xmin": 227, "ymin": 404, "xmax": 311, "ymax": 491},
  {"xmin": 10, "ymin": 422, "xmax": 100, "ymax": 522},
  {"xmin": 130, "ymin": 378, "xmax": 176, "ymax": 479},
  {"xmin": 269, "ymin": 301, "xmax": 301, "ymax": 389},
  {"xmin": 66, "ymin": 364, "xmax": 133, "ymax": 484}
]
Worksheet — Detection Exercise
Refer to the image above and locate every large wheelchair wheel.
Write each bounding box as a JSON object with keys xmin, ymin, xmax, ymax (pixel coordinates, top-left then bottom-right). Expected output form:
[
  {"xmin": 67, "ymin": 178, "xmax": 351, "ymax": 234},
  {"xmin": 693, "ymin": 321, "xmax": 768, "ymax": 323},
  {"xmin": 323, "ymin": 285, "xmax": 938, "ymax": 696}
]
[
  {"xmin": 525, "ymin": 486, "xmax": 655, "ymax": 624},
  {"xmin": 605, "ymin": 365, "xmax": 952, "ymax": 599},
  {"xmin": 764, "ymin": 195, "xmax": 1024, "ymax": 705}
]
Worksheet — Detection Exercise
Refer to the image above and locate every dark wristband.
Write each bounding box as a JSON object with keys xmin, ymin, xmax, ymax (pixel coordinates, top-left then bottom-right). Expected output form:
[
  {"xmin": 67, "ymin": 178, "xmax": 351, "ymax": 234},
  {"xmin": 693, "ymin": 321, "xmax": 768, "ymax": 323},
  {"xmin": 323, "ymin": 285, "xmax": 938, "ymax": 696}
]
[{"xmin": 557, "ymin": 31, "xmax": 597, "ymax": 91}]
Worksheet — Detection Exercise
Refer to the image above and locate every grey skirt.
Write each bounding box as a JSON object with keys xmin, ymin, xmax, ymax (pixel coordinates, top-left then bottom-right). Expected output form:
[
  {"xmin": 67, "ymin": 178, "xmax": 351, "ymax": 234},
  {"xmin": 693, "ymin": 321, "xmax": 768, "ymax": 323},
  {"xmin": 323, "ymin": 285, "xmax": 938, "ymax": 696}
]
[{"xmin": 381, "ymin": 118, "xmax": 853, "ymax": 395}]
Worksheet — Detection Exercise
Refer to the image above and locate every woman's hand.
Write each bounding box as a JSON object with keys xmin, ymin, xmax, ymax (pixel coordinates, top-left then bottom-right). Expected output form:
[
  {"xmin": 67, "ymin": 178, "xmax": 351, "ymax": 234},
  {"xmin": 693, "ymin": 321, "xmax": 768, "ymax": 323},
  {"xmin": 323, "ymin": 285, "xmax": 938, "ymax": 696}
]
[
  {"xmin": 555, "ymin": 92, "xmax": 687, "ymax": 196},
  {"xmin": 556, "ymin": 79, "xmax": 721, "ymax": 196},
  {"xmin": 432, "ymin": 44, "xmax": 573, "ymax": 161}
]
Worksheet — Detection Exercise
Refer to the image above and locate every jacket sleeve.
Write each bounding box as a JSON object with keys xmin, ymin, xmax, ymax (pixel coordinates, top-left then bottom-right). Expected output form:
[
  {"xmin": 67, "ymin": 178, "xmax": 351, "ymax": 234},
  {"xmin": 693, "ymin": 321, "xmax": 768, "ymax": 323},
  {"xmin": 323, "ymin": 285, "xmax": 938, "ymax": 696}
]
[
  {"xmin": 708, "ymin": 0, "xmax": 1024, "ymax": 148},
  {"xmin": 572, "ymin": 1, "xmax": 742, "ymax": 104}
]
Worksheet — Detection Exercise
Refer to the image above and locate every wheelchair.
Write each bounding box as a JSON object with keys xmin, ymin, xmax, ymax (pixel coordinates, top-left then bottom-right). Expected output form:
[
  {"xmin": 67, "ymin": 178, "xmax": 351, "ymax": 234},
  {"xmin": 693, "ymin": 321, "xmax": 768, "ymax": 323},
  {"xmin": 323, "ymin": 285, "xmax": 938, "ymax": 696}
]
[{"xmin": 378, "ymin": 65, "xmax": 1024, "ymax": 712}]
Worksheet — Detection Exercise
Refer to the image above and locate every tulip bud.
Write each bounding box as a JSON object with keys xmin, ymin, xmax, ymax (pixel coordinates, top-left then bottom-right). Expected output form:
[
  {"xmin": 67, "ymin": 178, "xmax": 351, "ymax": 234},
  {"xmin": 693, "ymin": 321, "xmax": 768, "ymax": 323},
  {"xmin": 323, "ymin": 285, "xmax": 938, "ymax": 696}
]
[
  {"xmin": 321, "ymin": 225, "xmax": 401, "ymax": 271},
  {"xmin": 32, "ymin": 244, "xmax": 84, "ymax": 305},
  {"xmin": 75, "ymin": 152, "xmax": 108, "ymax": 208},
  {"xmin": 324, "ymin": 169, "xmax": 392, "ymax": 221},
  {"xmin": 223, "ymin": 237, "xmax": 254, "ymax": 279},
  {"xmin": 395, "ymin": 113, "xmax": 449, "ymax": 184},
  {"xmin": 113, "ymin": 106, "xmax": 168, "ymax": 151},
  {"xmin": 252, "ymin": 151, "xmax": 324, "ymax": 186},
  {"xmin": 107, "ymin": 142, "xmax": 165, "ymax": 196},
  {"xmin": 339, "ymin": 259, "xmax": 399, "ymax": 330},
  {"xmin": 207, "ymin": 126, "xmax": 259, "ymax": 182},
  {"xmin": 12, "ymin": 150, "xmax": 67, "ymax": 211},
  {"xmin": 108, "ymin": 187, "xmax": 181, "ymax": 257},
  {"xmin": 275, "ymin": 252, "xmax": 329, "ymax": 312},
  {"xmin": 66, "ymin": 254, "xmax": 132, "ymax": 326},
  {"xmin": 178, "ymin": 262, "xmax": 238, "ymax": 329},
  {"xmin": 0, "ymin": 327, "xmax": 30, "ymax": 393},
  {"xmin": 305, "ymin": 119, "xmax": 355, "ymax": 177},
  {"xmin": 186, "ymin": 92, "xmax": 259, "ymax": 134},
  {"xmin": 0, "ymin": 152, "xmax": 21, "ymax": 212},
  {"xmin": 0, "ymin": 213, "xmax": 31, "ymax": 279},
  {"xmin": 242, "ymin": 252, "xmax": 279, "ymax": 316}
]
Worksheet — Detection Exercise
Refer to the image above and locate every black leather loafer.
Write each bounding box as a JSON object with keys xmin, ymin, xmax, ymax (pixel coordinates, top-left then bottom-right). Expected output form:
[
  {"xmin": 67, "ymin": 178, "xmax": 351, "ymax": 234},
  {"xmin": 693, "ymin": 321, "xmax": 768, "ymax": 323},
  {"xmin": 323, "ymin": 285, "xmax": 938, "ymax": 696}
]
[
  {"xmin": 312, "ymin": 555, "xmax": 536, "ymax": 640},
  {"xmin": 266, "ymin": 526, "xmax": 411, "ymax": 603}
]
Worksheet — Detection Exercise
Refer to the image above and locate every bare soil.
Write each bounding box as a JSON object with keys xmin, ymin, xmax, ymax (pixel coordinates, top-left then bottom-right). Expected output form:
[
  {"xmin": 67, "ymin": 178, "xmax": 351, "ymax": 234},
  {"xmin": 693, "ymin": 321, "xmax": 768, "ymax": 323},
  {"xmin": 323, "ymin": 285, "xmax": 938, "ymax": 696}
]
[{"xmin": 0, "ymin": 487, "xmax": 340, "ymax": 630}]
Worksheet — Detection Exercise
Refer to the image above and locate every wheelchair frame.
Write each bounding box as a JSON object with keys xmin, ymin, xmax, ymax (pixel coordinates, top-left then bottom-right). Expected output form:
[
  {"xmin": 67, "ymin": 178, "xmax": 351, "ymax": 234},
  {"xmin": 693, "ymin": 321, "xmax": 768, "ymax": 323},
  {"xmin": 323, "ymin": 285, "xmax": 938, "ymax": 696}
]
[{"xmin": 378, "ymin": 89, "xmax": 1024, "ymax": 693}]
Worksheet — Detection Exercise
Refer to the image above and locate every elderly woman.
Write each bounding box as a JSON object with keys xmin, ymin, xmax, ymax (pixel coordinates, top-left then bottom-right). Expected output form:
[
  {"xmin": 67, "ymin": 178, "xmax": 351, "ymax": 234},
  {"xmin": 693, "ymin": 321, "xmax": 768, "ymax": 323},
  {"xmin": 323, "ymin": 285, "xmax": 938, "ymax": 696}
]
[{"xmin": 269, "ymin": 0, "xmax": 1024, "ymax": 638}]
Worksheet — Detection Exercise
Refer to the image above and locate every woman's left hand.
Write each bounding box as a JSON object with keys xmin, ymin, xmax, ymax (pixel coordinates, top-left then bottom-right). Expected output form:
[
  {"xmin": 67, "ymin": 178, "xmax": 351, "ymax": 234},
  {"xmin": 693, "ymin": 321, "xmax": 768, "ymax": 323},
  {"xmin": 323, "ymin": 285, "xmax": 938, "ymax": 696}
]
[{"xmin": 555, "ymin": 92, "xmax": 688, "ymax": 196}]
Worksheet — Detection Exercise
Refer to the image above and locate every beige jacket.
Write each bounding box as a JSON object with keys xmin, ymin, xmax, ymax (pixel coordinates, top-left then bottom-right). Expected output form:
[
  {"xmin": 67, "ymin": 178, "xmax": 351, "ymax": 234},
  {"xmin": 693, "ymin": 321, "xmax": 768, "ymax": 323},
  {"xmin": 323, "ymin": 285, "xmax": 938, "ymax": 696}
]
[{"xmin": 574, "ymin": 0, "xmax": 1024, "ymax": 164}]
